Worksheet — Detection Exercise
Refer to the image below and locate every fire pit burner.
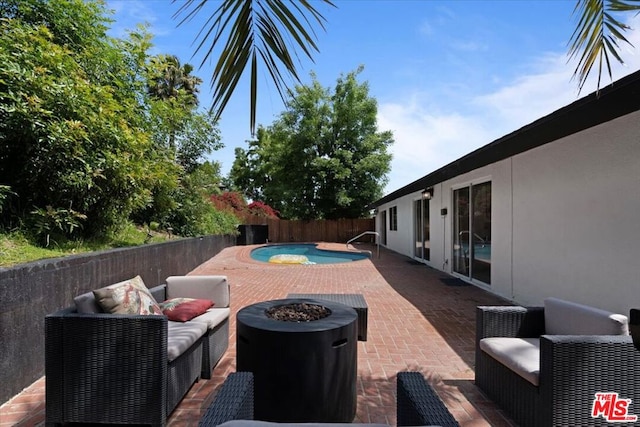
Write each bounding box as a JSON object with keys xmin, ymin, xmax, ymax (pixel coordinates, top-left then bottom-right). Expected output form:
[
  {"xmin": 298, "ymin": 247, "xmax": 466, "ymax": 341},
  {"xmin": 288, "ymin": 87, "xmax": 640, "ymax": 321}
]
[
  {"xmin": 265, "ymin": 302, "xmax": 331, "ymax": 322},
  {"xmin": 237, "ymin": 298, "xmax": 357, "ymax": 422}
]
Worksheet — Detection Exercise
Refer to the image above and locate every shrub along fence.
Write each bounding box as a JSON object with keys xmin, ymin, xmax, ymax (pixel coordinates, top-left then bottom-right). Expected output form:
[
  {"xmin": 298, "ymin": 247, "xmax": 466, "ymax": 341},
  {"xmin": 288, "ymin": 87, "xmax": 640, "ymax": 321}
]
[
  {"xmin": 0, "ymin": 234, "xmax": 235, "ymax": 406},
  {"xmin": 238, "ymin": 216, "xmax": 376, "ymax": 244}
]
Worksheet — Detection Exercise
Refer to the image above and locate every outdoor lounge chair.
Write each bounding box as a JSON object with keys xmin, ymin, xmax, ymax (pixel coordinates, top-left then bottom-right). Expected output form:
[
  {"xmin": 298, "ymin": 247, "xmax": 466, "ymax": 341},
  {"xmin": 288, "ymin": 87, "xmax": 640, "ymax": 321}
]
[
  {"xmin": 198, "ymin": 371, "xmax": 460, "ymax": 426},
  {"xmin": 476, "ymin": 298, "xmax": 640, "ymax": 427}
]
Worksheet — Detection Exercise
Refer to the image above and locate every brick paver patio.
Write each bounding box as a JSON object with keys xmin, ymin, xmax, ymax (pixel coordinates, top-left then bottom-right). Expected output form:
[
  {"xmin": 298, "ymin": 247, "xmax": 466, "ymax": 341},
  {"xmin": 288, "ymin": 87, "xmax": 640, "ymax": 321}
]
[{"xmin": 0, "ymin": 243, "xmax": 516, "ymax": 426}]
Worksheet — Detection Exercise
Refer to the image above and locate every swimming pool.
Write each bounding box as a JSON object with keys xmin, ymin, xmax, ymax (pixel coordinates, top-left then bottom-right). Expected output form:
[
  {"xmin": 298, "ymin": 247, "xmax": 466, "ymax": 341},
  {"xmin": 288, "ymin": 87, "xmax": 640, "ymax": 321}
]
[{"xmin": 250, "ymin": 244, "xmax": 369, "ymax": 264}]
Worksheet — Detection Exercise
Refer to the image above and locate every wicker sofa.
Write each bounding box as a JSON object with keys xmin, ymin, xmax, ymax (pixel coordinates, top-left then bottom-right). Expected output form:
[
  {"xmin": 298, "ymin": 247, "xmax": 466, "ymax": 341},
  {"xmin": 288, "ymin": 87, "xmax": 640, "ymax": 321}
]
[
  {"xmin": 198, "ymin": 371, "xmax": 460, "ymax": 426},
  {"xmin": 45, "ymin": 275, "xmax": 230, "ymax": 426},
  {"xmin": 476, "ymin": 297, "xmax": 639, "ymax": 427}
]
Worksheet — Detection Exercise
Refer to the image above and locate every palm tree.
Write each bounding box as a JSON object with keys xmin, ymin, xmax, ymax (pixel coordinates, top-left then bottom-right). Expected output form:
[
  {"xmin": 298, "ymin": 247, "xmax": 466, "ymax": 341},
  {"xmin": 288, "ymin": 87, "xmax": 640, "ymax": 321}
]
[
  {"xmin": 173, "ymin": 0, "xmax": 335, "ymax": 135},
  {"xmin": 175, "ymin": 0, "xmax": 640, "ymax": 134},
  {"xmin": 147, "ymin": 54, "xmax": 204, "ymax": 152},
  {"xmin": 569, "ymin": 0, "xmax": 640, "ymax": 92},
  {"xmin": 147, "ymin": 54, "xmax": 203, "ymax": 107}
]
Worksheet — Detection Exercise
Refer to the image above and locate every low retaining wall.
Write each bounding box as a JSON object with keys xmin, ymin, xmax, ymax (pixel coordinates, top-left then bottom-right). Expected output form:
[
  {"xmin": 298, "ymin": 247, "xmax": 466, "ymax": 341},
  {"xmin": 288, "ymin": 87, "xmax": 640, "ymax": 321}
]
[{"xmin": 0, "ymin": 234, "xmax": 236, "ymax": 405}]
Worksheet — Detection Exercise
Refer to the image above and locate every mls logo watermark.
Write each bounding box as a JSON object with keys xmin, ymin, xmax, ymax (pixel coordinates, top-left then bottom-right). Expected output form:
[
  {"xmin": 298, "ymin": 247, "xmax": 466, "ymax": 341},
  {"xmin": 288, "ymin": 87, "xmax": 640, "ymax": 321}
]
[{"xmin": 591, "ymin": 392, "xmax": 638, "ymax": 423}]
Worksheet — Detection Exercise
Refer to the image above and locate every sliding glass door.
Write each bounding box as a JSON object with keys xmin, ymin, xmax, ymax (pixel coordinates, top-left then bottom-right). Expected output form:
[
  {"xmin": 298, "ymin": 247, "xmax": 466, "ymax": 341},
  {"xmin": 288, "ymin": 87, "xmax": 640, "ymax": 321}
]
[
  {"xmin": 453, "ymin": 182, "xmax": 491, "ymax": 284},
  {"xmin": 453, "ymin": 187, "xmax": 470, "ymax": 276},
  {"xmin": 413, "ymin": 198, "xmax": 430, "ymax": 260}
]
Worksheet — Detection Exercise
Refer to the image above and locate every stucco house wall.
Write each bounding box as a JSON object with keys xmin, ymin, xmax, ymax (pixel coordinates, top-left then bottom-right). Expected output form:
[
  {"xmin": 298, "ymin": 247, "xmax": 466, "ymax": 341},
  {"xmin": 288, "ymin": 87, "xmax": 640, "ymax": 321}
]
[
  {"xmin": 510, "ymin": 110, "xmax": 639, "ymax": 313},
  {"xmin": 373, "ymin": 73, "xmax": 640, "ymax": 315},
  {"xmin": 376, "ymin": 159, "xmax": 516, "ymax": 304}
]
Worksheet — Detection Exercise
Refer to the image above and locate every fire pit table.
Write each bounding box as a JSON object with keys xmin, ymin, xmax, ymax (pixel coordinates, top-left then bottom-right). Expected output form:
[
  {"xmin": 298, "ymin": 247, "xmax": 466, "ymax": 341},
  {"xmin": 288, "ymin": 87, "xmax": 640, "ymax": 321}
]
[
  {"xmin": 236, "ymin": 298, "xmax": 358, "ymax": 422},
  {"xmin": 287, "ymin": 293, "xmax": 368, "ymax": 341}
]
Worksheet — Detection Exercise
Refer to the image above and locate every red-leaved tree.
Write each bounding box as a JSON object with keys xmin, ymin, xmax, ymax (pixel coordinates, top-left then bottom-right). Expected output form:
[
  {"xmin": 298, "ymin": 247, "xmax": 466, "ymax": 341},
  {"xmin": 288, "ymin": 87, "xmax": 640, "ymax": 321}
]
[
  {"xmin": 210, "ymin": 192, "xmax": 278, "ymax": 219},
  {"xmin": 247, "ymin": 201, "xmax": 279, "ymax": 218}
]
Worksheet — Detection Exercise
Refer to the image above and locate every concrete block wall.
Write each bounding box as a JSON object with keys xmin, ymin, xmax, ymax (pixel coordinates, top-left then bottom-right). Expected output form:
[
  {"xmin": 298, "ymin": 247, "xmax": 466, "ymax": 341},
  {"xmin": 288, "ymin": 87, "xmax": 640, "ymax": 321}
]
[{"xmin": 0, "ymin": 234, "xmax": 235, "ymax": 405}]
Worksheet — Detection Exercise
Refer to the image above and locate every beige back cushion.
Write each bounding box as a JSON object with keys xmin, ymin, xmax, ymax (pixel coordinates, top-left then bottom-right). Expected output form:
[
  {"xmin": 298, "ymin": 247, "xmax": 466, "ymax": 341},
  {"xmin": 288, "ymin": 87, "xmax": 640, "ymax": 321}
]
[
  {"xmin": 166, "ymin": 275, "xmax": 230, "ymax": 307},
  {"xmin": 544, "ymin": 297, "xmax": 628, "ymax": 335}
]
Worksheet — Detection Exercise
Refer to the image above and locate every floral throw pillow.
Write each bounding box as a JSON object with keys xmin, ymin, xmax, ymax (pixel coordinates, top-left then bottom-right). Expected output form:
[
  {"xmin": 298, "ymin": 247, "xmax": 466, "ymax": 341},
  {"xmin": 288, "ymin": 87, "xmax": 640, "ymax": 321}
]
[
  {"xmin": 93, "ymin": 275, "xmax": 162, "ymax": 315},
  {"xmin": 159, "ymin": 298, "xmax": 214, "ymax": 322}
]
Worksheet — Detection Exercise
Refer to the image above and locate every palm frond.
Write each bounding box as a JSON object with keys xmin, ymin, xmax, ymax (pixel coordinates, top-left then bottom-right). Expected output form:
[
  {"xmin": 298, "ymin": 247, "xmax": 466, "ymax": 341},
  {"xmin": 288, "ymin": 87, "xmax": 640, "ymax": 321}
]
[
  {"xmin": 568, "ymin": 0, "xmax": 640, "ymax": 93},
  {"xmin": 173, "ymin": 0, "xmax": 336, "ymax": 134}
]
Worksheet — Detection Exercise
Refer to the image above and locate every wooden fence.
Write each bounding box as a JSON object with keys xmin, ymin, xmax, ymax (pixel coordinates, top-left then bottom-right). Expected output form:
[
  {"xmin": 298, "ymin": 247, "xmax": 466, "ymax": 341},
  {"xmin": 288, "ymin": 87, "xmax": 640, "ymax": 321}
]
[{"xmin": 239, "ymin": 215, "xmax": 375, "ymax": 244}]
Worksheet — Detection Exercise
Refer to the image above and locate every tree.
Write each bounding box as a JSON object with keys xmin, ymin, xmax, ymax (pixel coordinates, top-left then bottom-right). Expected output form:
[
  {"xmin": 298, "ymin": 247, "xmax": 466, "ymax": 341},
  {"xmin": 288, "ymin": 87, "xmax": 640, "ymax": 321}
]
[
  {"xmin": 147, "ymin": 54, "xmax": 202, "ymax": 107},
  {"xmin": 230, "ymin": 67, "xmax": 393, "ymax": 220},
  {"xmin": 146, "ymin": 94, "xmax": 223, "ymax": 169},
  {"xmin": 142, "ymin": 55, "xmax": 227, "ymax": 235},
  {"xmin": 569, "ymin": 0, "xmax": 640, "ymax": 91},
  {"xmin": 0, "ymin": 0, "xmax": 237, "ymax": 242},
  {"xmin": 0, "ymin": 0, "xmax": 111, "ymax": 57},
  {"xmin": 210, "ymin": 191, "xmax": 279, "ymax": 219},
  {"xmin": 173, "ymin": 0, "xmax": 335, "ymax": 134},
  {"xmin": 0, "ymin": 0, "xmax": 166, "ymax": 239},
  {"xmin": 147, "ymin": 54, "xmax": 209, "ymax": 155}
]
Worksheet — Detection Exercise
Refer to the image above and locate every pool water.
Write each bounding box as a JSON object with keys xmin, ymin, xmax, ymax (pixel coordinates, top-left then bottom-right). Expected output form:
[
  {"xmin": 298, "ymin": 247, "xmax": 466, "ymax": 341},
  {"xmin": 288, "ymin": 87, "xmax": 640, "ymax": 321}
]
[
  {"xmin": 458, "ymin": 243, "xmax": 491, "ymax": 262},
  {"xmin": 250, "ymin": 244, "xmax": 369, "ymax": 264}
]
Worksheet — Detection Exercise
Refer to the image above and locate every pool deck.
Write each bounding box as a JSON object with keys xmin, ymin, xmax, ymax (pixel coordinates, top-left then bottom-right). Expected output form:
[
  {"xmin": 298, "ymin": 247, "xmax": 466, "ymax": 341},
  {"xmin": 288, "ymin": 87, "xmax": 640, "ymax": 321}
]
[{"xmin": 1, "ymin": 243, "xmax": 517, "ymax": 426}]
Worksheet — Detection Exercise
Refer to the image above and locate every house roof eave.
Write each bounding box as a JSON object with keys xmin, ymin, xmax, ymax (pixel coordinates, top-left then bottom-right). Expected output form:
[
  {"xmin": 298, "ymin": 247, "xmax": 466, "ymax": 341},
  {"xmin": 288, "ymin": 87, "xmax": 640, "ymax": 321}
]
[{"xmin": 368, "ymin": 70, "xmax": 640, "ymax": 210}]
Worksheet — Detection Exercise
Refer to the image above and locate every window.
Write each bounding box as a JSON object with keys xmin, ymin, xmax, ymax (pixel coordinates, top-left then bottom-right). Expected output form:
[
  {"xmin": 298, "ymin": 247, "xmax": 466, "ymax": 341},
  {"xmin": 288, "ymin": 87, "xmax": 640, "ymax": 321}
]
[{"xmin": 389, "ymin": 206, "xmax": 398, "ymax": 231}]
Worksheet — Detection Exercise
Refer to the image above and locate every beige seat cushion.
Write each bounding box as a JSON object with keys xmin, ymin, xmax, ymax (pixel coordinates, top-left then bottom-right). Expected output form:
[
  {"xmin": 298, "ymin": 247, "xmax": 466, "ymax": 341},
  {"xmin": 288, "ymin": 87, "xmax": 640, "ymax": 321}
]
[
  {"xmin": 544, "ymin": 297, "xmax": 628, "ymax": 336},
  {"xmin": 167, "ymin": 321, "xmax": 207, "ymax": 362},
  {"xmin": 480, "ymin": 337, "xmax": 540, "ymax": 386},
  {"xmin": 191, "ymin": 307, "xmax": 230, "ymax": 330}
]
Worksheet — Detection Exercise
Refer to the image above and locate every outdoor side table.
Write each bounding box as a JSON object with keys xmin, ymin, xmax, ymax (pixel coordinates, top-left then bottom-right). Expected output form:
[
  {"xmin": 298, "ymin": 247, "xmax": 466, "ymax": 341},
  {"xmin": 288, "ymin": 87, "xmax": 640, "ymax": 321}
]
[{"xmin": 287, "ymin": 293, "xmax": 368, "ymax": 341}]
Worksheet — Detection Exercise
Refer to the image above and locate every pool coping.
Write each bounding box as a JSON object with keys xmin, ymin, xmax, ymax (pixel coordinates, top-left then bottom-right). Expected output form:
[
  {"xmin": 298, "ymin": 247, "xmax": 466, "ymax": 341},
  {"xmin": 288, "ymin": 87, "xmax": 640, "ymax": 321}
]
[{"xmin": 236, "ymin": 242, "xmax": 374, "ymax": 267}]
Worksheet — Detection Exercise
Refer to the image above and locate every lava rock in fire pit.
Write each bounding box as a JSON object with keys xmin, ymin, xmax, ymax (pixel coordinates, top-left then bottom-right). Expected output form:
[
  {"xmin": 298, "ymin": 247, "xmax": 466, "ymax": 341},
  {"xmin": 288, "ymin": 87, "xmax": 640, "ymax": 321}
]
[{"xmin": 266, "ymin": 302, "xmax": 331, "ymax": 322}]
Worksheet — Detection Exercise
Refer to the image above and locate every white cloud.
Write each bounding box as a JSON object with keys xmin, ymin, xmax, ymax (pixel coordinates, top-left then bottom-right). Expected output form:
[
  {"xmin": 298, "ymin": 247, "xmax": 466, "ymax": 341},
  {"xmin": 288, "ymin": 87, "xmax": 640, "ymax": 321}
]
[
  {"xmin": 450, "ymin": 40, "xmax": 489, "ymax": 52},
  {"xmin": 378, "ymin": 13, "xmax": 640, "ymax": 195},
  {"xmin": 106, "ymin": 1, "xmax": 173, "ymax": 38},
  {"xmin": 473, "ymin": 53, "xmax": 579, "ymax": 131},
  {"xmin": 475, "ymin": 23, "xmax": 640, "ymax": 133},
  {"xmin": 378, "ymin": 97, "xmax": 493, "ymax": 193},
  {"xmin": 418, "ymin": 21, "xmax": 434, "ymax": 37}
]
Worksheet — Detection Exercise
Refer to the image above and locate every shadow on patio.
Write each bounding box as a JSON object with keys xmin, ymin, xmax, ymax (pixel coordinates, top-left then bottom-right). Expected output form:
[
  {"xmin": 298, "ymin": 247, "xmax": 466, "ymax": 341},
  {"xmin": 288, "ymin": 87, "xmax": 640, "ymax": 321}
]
[
  {"xmin": 1, "ymin": 243, "xmax": 516, "ymax": 427},
  {"xmin": 363, "ymin": 245, "xmax": 515, "ymax": 426}
]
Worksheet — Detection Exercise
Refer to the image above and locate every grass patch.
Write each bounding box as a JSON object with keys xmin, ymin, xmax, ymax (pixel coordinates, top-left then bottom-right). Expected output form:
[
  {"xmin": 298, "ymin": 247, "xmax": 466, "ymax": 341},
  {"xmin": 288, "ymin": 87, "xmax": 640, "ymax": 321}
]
[{"xmin": 0, "ymin": 224, "xmax": 172, "ymax": 268}]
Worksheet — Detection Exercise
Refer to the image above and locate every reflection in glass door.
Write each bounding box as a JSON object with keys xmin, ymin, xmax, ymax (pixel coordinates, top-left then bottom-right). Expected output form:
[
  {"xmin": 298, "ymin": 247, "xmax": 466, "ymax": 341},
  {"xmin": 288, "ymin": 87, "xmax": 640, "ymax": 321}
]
[
  {"xmin": 453, "ymin": 182, "xmax": 491, "ymax": 284},
  {"xmin": 414, "ymin": 198, "xmax": 430, "ymax": 260},
  {"xmin": 453, "ymin": 187, "xmax": 469, "ymax": 276}
]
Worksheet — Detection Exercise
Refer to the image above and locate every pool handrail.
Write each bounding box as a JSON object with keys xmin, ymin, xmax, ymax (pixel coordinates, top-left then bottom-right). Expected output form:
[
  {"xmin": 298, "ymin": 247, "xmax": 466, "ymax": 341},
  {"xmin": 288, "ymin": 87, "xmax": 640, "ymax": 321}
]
[
  {"xmin": 458, "ymin": 231, "xmax": 487, "ymax": 247},
  {"xmin": 346, "ymin": 231, "xmax": 380, "ymax": 259}
]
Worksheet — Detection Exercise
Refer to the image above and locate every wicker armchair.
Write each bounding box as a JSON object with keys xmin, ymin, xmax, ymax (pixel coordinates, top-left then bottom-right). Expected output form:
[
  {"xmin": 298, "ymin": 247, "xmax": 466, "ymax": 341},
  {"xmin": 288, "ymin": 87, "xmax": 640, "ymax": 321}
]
[
  {"xmin": 476, "ymin": 305, "xmax": 640, "ymax": 427},
  {"xmin": 199, "ymin": 371, "xmax": 459, "ymax": 426}
]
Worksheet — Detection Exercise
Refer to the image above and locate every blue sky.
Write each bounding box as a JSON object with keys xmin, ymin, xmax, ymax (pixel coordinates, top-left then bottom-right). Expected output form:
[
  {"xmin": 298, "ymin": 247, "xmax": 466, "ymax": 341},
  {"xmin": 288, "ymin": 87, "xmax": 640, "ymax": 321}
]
[{"xmin": 106, "ymin": 1, "xmax": 640, "ymax": 195}]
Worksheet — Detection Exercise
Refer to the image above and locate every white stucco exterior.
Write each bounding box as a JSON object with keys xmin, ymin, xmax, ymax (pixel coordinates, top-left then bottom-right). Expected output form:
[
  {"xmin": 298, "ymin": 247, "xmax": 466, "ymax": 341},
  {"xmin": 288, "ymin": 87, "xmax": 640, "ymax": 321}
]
[{"xmin": 375, "ymin": 110, "xmax": 640, "ymax": 315}]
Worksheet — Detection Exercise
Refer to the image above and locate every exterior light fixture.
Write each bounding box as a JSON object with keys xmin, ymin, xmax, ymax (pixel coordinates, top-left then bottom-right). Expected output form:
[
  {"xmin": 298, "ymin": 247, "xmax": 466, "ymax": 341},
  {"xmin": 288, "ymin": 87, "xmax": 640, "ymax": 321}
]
[{"xmin": 422, "ymin": 188, "xmax": 434, "ymax": 200}]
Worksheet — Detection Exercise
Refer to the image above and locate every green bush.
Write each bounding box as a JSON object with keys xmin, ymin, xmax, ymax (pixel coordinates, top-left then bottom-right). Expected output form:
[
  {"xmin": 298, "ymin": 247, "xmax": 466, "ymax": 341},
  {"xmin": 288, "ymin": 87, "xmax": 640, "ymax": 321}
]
[{"xmin": 159, "ymin": 173, "xmax": 238, "ymax": 237}]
